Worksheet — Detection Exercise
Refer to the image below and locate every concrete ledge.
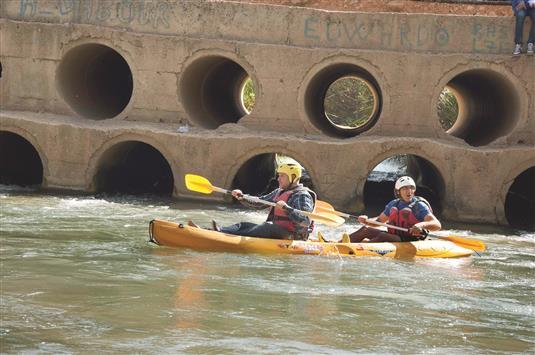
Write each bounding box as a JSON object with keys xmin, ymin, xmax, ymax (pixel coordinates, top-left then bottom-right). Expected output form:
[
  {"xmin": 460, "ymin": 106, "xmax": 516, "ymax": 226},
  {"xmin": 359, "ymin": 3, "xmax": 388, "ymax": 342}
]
[{"xmin": 2, "ymin": 110, "xmax": 533, "ymax": 225}]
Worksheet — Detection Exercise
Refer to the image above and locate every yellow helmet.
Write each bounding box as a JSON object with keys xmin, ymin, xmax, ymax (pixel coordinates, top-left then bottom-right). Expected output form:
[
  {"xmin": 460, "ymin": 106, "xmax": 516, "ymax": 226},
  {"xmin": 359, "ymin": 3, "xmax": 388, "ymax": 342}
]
[{"xmin": 276, "ymin": 163, "xmax": 302, "ymax": 183}]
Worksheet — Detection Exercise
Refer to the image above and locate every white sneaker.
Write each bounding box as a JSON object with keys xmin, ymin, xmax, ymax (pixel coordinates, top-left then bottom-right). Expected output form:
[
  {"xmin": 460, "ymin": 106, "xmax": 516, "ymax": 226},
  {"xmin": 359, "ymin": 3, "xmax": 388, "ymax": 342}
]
[
  {"xmin": 527, "ymin": 43, "xmax": 534, "ymax": 55},
  {"xmin": 513, "ymin": 43, "xmax": 522, "ymax": 56}
]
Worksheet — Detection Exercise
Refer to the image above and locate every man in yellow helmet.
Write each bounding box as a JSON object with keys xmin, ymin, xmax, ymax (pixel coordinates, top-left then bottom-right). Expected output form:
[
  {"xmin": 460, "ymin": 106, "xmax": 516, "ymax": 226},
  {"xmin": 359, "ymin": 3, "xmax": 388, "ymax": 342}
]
[{"xmin": 216, "ymin": 163, "xmax": 316, "ymax": 240}]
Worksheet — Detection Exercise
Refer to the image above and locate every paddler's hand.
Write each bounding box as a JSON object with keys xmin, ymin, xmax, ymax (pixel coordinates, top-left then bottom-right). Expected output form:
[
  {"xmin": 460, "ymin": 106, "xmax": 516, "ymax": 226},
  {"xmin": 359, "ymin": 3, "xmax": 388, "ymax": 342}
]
[
  {"xmin": 358, "ymin": 215, "xmax": 369, "ymax": 224},
  {"xmin": 276, "ymin": 200, "xmax": 291, "ymax": 211},
  {"xmin": 409, "ymin": 225, "xmax": 424, "ymax": 237},
  {"xmin": 231, "ymin": 189, "xmax": 244, "ymax": 200}
]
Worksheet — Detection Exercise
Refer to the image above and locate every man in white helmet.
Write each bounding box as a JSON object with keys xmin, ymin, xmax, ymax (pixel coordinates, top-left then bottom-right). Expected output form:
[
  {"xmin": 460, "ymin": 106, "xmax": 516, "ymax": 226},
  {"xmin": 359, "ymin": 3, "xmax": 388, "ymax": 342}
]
[
  {"xmin": 214, "ymin": 163, "xmax": 316, "ymax": 240},
  {"xmin": 349, "ymin": 176, "xmax": 441, "ymax": 243}
]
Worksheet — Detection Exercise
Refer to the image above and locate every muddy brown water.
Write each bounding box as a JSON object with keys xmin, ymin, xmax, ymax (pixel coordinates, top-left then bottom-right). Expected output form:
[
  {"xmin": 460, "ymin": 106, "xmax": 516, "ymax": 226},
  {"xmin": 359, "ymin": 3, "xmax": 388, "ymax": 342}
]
[{"xmin": 1, "ymin": 186, "xmax": 533, "ymax": 353}]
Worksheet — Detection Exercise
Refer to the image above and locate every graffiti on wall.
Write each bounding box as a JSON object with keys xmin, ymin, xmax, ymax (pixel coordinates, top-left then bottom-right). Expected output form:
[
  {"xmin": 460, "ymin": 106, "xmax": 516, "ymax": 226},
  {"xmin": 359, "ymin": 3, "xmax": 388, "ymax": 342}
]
[
  {"xmin": 304, "ymin": 17, "xmax": 450, "ymax": 49},
  {"xmin": 303, "ymin": 16, "xmax": 511, "ymax": 54},
  {"xmin": 18, "ymin": 0, "xmax": 171, "ymax": 29},
  {"xmin": 471, "ymin": 21, "xmax": 510, "ymax": 54},
  {"xmin": 15, "ymin": 0, "xmax": 512, "ymax": 54}
]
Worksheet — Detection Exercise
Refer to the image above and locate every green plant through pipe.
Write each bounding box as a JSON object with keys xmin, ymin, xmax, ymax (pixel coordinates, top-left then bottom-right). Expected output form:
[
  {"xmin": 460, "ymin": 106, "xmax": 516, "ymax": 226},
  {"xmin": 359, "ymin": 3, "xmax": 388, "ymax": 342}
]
[
  {"xmin": 241, "ymin": 77, "xmax": 256, "ymax": 114},
  {"xmin": 324, "ymin": 76, "xmax": 377, "ymax": 129},
  {"xmin": 437, "ymin": 87, "xmax": 459, "ymax": 130}
]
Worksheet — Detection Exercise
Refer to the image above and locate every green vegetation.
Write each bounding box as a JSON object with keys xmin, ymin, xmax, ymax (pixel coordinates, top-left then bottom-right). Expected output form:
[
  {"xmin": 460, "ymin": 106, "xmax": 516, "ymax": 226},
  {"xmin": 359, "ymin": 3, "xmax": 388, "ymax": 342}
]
[
  {"xmin": 324, "ymin": 77, "xmax": 376, "ymax": 129},
  {"xmin": 437, "ymin": 88, "xmax": 458, "ymax": 130},
  {"xmin": 242, "ymin": 77, "xmax": 256, "ymax": 113},
  {"xmin": 242, "ymin": 76, "xmax": 458, "ymax": 132}
]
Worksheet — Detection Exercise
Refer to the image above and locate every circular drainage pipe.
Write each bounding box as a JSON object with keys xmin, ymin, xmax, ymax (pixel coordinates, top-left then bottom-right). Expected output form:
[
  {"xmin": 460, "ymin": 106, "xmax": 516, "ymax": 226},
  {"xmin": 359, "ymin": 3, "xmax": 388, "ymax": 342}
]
[
  {"xmin": 179, "ymin": 55, "xmax": 251, "ymax": 129},
  {"xmin": 444, "ymin": 69, "xmax": 520, "ymax": 146},
  {"xmin": 304, "ymin": 63, "xmax": 382, "ymax": 138},
  {"xmin": 57, "ymin": 43, "xmax": 133, "ymax": 120}
]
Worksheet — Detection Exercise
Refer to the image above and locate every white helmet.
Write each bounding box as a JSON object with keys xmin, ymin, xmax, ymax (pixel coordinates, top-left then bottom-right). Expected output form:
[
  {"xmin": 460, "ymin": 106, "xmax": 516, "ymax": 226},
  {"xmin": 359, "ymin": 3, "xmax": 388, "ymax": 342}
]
[{"xmin": 395, "ymin": 176, "xmax": 416, "ymax": 191}]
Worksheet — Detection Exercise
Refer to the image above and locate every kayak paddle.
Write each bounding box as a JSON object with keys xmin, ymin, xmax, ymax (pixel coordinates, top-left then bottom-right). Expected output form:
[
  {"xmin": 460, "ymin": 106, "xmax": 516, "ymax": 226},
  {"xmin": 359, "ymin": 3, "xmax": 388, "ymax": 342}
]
[
  {"xmin": 185, "ymin": 174, "xmax": 345, "ymax": 227},
  {"xmin": 315, "ymin": 200, "xmax": 354, "ymax": 219},
  {"xmin": 315, "ymin": 200, "xmax": 486, "ymax": 252},
  {"xmin": 365, "ymin": 219, "xmax": 485, "ymax": 252}
]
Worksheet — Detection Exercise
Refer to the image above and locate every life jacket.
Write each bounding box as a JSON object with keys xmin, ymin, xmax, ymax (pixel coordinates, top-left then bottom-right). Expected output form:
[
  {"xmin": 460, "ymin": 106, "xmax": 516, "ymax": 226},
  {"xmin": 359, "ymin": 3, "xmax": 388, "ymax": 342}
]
[
  {"xmin": 267, "ymin": 185, "xmax": 316, "ymax": 236},
  {"xmin": 387, "ymin": 197, "xmax": 432, "ymax": 237}
]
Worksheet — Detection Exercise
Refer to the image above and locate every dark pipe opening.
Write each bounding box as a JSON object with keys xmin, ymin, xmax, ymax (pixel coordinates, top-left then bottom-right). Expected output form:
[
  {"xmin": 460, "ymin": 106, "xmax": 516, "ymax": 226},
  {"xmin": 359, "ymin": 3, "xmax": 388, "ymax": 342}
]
[
  {"xmin": 505, "ymin": 167, "xmax": 535, "ymax": 230},
  {"xmin": 231, "ymin": 153, "xmax": 315, "ymax": 198},
  {"xmin": 180, "ymin": 56, "xmax": 250, "ymax": 129},
  {"xmin": 57, "ymin": 43, "xmax": 133, "ymax": 120},
  {"xmin": 363, "ymin": 155, "xmax": 444, "ymax": 216},
  {"xmin": 0, "ymin": 131, "xmax": 43, "ymax": 186},
  {"xmin": 93, "ymin": 141, "xmax": 173, "ymax": 195},
  {"xmin": 444, "ymin": 69, "xmax": 520, "ymax": 146}
]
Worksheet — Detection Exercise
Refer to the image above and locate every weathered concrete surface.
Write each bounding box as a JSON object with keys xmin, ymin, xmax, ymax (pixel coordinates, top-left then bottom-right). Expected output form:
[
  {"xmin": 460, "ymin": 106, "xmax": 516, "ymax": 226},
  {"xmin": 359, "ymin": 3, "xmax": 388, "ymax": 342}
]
[
  {"xmin": 232, "ymin": 0, "xmax": 511, "ymax": 16},
  {"xmin": 2, "ymin": 109, "xmax": 533, "ymax": 225},
  {"xmin": 1, "ymin": 0, "xmax": 534, "ymax": 226}
]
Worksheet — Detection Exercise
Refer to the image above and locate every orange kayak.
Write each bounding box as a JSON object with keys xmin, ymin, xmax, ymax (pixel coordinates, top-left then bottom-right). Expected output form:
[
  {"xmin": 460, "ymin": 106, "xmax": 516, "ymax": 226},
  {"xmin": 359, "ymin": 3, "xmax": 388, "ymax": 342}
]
[{"xmin": 148, "ymin": 219, "xmax": 474, "ymax": 258}]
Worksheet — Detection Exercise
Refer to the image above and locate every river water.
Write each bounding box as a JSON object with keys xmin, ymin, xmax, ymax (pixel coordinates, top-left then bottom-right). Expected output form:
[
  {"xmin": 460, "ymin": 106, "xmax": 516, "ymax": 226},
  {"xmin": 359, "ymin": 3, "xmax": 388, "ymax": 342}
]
[{"xmin": 1, "ymin": 186, "xmax": 534, "ymax": 354}]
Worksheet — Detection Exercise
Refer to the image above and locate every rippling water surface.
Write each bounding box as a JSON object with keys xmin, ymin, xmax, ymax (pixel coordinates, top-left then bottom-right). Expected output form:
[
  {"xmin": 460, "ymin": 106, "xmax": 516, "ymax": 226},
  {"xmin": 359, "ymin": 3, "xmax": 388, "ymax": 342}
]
[{"xmin": 1, "ymin": 186, "xmax": 534, "ymax": 353}]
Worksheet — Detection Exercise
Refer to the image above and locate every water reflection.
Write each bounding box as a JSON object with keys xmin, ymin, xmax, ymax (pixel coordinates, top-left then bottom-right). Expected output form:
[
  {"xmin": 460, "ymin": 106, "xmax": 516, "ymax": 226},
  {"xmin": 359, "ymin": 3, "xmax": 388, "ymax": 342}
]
[{"xmin": 174, "ymin": 256, "xmax": 208, "ymax": 329}]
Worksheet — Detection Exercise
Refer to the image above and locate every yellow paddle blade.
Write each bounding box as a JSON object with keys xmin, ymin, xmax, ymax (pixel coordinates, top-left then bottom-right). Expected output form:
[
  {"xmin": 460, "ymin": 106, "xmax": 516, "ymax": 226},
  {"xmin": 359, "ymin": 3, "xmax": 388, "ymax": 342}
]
[
  {"xmin": 315, "ymin": 200, "xmax": 352, "ymax": 219},
  {"xmin": 184, "ymin": 175, "xmax": 343, "ymax": 226},
  {"xmin": 315, "ymin": 200, "xmax": 335, "ymax": 212},
  {"xmin": 309, "ymin": 211, "xmax": 345, "ymax": 227},
  {"xmin": 185, "ymin": 174, "xmax": 214, "ymax": 195}
]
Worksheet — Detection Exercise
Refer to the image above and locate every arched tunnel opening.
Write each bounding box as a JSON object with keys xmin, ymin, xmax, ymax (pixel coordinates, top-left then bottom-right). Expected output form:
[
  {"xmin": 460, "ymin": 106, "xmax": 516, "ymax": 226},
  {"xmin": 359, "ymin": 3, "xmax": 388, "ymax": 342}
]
[
  {"xmin": 180, "ymin": 55, "xmax": 252, "ymax": 129},
  {"xmin": 363, "ymin": 155, "xmax": 444, "ymax": 217},
  {"xmin": 93, "ymin": 141, "xmax": 173, "ymax": 196},
  {"xmin": 231, "ymin": 153, "xmax": 314, "ymax": 199},
  {"xmin": 56, "ymin": 43, "xmax": 133, "ymax": 120},
  {"xmin": 0, "ymin": 131, "xmax": 43, "ymax": 186},
  {"xmin": 440, "ymin": 69, "xmax": 520, "ymax": 146},
  {"xmin": 505, "ymin": 167, "xmax": 535, "ymax": 230}
]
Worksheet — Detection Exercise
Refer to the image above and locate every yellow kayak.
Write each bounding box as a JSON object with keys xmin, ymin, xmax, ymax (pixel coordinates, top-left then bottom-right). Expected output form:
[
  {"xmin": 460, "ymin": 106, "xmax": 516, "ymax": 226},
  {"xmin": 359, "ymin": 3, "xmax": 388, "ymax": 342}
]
[{"xmin": 148, "ymin": 220, "xmax": 474, "ymax": 258}]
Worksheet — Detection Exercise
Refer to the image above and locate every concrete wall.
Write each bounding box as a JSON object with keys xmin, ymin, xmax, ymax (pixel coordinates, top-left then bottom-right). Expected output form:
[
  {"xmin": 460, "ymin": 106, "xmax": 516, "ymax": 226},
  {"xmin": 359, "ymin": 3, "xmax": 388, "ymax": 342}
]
[{"xmin": 1, "ymin": 0, "xmax": 534, "ymax": 226}]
